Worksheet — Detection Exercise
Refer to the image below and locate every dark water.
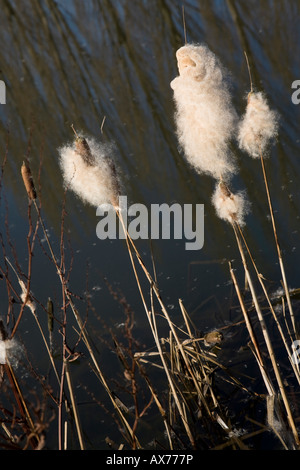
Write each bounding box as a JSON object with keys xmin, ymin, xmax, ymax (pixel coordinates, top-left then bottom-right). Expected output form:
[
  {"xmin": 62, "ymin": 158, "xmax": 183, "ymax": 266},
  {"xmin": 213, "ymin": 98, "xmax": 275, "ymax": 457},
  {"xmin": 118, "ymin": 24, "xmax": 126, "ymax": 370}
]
[{"xmin": 0, "ymin": 0, "xmax": 300, "ymax": 450}]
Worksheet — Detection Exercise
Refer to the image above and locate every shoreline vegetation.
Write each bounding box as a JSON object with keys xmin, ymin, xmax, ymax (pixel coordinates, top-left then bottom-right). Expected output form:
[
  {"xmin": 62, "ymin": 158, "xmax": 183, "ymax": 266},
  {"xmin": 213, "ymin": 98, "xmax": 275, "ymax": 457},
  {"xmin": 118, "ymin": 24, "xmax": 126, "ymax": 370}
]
[{"xmin": 0, "ymin": 42, "xmax": 299, "ymax": 450}]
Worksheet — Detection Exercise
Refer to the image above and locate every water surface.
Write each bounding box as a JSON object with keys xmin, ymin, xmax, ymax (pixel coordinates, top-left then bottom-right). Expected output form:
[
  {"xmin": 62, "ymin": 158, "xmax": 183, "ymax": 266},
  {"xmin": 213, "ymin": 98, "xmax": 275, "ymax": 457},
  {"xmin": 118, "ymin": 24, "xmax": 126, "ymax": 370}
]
[{"xmin": 0, "ymin": 0, "xmax": 300, "ymax": 450}]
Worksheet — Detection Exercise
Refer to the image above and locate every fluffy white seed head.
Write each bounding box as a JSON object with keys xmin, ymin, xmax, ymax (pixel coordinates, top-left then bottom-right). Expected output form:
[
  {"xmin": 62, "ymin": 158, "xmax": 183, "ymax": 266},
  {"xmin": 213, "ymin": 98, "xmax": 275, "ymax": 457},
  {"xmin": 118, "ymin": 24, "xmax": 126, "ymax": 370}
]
[
  {"xmin": 0, "ymin": 320, "xmax": 21, "ymax": 366},
  {"xmin": 59, "ymin": 136, "xmax": 121, "ymax": 209},
  {"xmin": 212, "ymin": 181, "xmax": 249, "ymax": 226},
  {"xmin": 238, "ymin": 91, "xmax": 279, "ymax": 158},
  {"xmin": 0, "ymin": 339, "xmax": 19, "ymax": 365},
  {"xmin": 170, "ymin": 43, "xmax": 238, "ymax": 180}
]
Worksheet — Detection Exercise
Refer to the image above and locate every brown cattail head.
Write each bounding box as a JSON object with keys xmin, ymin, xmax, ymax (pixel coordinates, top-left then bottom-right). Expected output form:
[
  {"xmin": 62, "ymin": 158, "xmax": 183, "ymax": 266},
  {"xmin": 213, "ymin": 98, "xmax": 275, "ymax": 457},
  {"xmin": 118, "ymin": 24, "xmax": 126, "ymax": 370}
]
[
  {"xmin": 218, "ymin": 181, "xmax": 237, "ymax": 222},
  {"xmin": 47, "ymin": 297, "xmax": 54, "ymax": 334},
  {"xmin": 107, "ymin": 159, "xmax": 121, "ymax": 206},
  {"xmin": 71, "ymin": 124, "xmax": 96, "ymax": 166},
  {"xmin": 75, "ymin": 136, "xmax": 96, "ymax": 166},
  {"xmin": 219, "ymin": 181, "xmax": 233, "ymax": 200},
  {"xmin": 21, "ymin": 160, "xmax": 37, "ymax": 200}
]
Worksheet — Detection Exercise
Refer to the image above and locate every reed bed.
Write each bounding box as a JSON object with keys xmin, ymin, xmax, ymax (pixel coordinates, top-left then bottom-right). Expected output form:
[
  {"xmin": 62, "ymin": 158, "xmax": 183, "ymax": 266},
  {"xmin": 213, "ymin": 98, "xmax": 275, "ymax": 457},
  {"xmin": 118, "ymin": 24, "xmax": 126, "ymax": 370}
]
[
  {"xmin": 170, "ymin": 42, "xmax": 300, "ymax": 448},
  {"xmin": 0, "ymin": 42, "xmax": 299, "ymax": 451}
]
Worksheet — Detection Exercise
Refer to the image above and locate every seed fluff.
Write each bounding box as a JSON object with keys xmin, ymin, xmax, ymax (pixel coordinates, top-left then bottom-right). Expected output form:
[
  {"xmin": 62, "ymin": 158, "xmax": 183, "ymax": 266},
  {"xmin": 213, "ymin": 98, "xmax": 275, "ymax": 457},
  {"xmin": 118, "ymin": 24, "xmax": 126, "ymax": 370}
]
[{"xmin": 171, "ymin": 43, "xmax": 238, "ymax": 180}]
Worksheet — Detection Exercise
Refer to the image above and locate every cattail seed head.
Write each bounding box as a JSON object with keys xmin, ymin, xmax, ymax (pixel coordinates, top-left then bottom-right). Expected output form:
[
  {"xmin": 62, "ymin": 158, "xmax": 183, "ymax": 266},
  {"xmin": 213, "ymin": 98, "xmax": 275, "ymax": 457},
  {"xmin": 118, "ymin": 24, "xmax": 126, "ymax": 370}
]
[
  {"xmin": 59, "ymin": 135, "xmax": 121, "ymax": 209},
  {"xmin": 170, "ymin": 43, "xmax": 238, "ymax": 180},
  {"xmin": 212, "ymin": 181, "xmax": 249, "ymax": 226},
  {"xmin": 238, "ymin": 91, "xmax": 279, "ymax": 158},
  {"xmin": 21, "ymin": 160, "xmax": 37, "ymax": 200},
  {"xmin": 0, "ymin": 321, "xmax": 21, "ymax": 365}
]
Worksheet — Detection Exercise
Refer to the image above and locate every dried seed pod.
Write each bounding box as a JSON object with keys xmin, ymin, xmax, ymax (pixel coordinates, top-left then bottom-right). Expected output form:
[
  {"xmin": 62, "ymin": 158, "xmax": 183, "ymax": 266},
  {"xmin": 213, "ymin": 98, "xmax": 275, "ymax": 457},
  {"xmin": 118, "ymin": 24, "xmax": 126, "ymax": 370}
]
[
  {"xmin": 219, "ymin": 181, "xmax": 233, "ymax": 200},
  {"xmin": 75, "ymin": 136, "xmax": 96, "ymax": 166},
  {"xmin": 217, "ymin": 182, "xmax": 238, "ymax": 222},
  {"xmin": 107, "ymin": 159, "xmax": 121, "ymax": 205},
  {"xmin": 72, "ymin": 124, "xmax": 96, "ymax": 166},
  {"xmin": 47, "ymin": 297, "xmax": 54, "ymax": 333},
  {"xmin": 21, "ymin": 160, "xmax": 37, "ymax": 200}
]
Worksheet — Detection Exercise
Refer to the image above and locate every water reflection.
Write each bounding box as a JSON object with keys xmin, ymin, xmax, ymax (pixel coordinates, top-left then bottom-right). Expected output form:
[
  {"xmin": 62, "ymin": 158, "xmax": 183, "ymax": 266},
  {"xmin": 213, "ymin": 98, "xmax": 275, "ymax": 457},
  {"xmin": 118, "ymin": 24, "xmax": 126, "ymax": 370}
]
[{"xmin": 0, "ymin": 0, "xmax": 299, "ymax": 449}]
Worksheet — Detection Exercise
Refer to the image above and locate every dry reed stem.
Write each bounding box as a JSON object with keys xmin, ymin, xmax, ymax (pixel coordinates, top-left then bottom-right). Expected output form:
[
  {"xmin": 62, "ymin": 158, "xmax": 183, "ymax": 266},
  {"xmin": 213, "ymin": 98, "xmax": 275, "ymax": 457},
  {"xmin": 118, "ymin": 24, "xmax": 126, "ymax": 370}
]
[
  {"xmin": 259, "ymin": 151, "xmax": 296, "ymax": 336},
  {"xmin": 232, "ymin": 222, "xmax": 299, "ymax": 447},
  {"xmin": 236, "ymin": 225, "xmax": 300, "ymax": 385},
  {"xmin": 116, "ymin": 206, "xmax": 197, "ymax": 447},
  {"xmin": 116, "ymin": 206, "xmax": 236, "ymax": 442},
  {"xmin": 4, "ymin": 357, "xmax": 39, "ymax": 449},
  {"xmin": 65, "ymin": 359, "xmax": 85, "ymax": 450},
  {"xmin": 229, "ymin": 262, "xmax": 275, "ymax": 396}
]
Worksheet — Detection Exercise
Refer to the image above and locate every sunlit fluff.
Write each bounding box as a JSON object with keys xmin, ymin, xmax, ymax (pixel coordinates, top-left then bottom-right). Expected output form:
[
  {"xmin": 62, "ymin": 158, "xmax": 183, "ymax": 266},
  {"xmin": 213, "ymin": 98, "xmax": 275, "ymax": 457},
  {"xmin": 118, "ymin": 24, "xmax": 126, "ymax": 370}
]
[
  {"xmin": 212, "ymin": 182, "xmax": 249, "ymax": 226},
  {"xmin": 238, "ymin": 91, "xmax": 279, "ymax": 158},
  {"xmin": 19, "ymin": 279, "xmax": 36, "ymax": 314},
  {"xmin": 0, "ymin": 322, "xmax": 20, "ymax": 365},
  {"xmin": 59, "ymin": 137, "xmax": 120, "ymax": 209},
  {"xmin": 0, "ymin": 339, "xmax": 19, "ymax": 365},
  {"xmin": 170, "ymin": 43, "xmax": 238, "ymax": 180}
]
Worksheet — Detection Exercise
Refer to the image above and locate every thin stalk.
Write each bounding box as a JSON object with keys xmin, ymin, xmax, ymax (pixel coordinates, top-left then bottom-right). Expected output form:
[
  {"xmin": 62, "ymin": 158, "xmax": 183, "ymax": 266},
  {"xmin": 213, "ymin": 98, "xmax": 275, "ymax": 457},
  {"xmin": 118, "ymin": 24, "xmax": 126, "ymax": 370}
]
[
  {"xmin": 229, "ymin": 262, "xmax": 275, "ymax": 396},
  {"xmin": 65, "ymin": 360, "xmax": 85, "ymax": 450},
  {"xmin": 4, "ymin": 358, "xmax": 39, "ymax": 449},
  {"xmin": 136, "ymin": 359, "xmax": 174, "ymax": 449},
  {"xmin": 236, "ymin": 224, "xmax": 300, "ymax": 385},
  {"xmin": 58, "ymin": 359, "xmax": 66, "ymax": 450},
  {"xmin": 5, "ymin": 257, "xmax": 60, "ymax": 385},
  {"xmin": 259, "ymin": 152, "xmax": 296, "ymax": 336},
  {"xmin": 31, "ymin": 308, "xmax": 60, "ymax": 385}
]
